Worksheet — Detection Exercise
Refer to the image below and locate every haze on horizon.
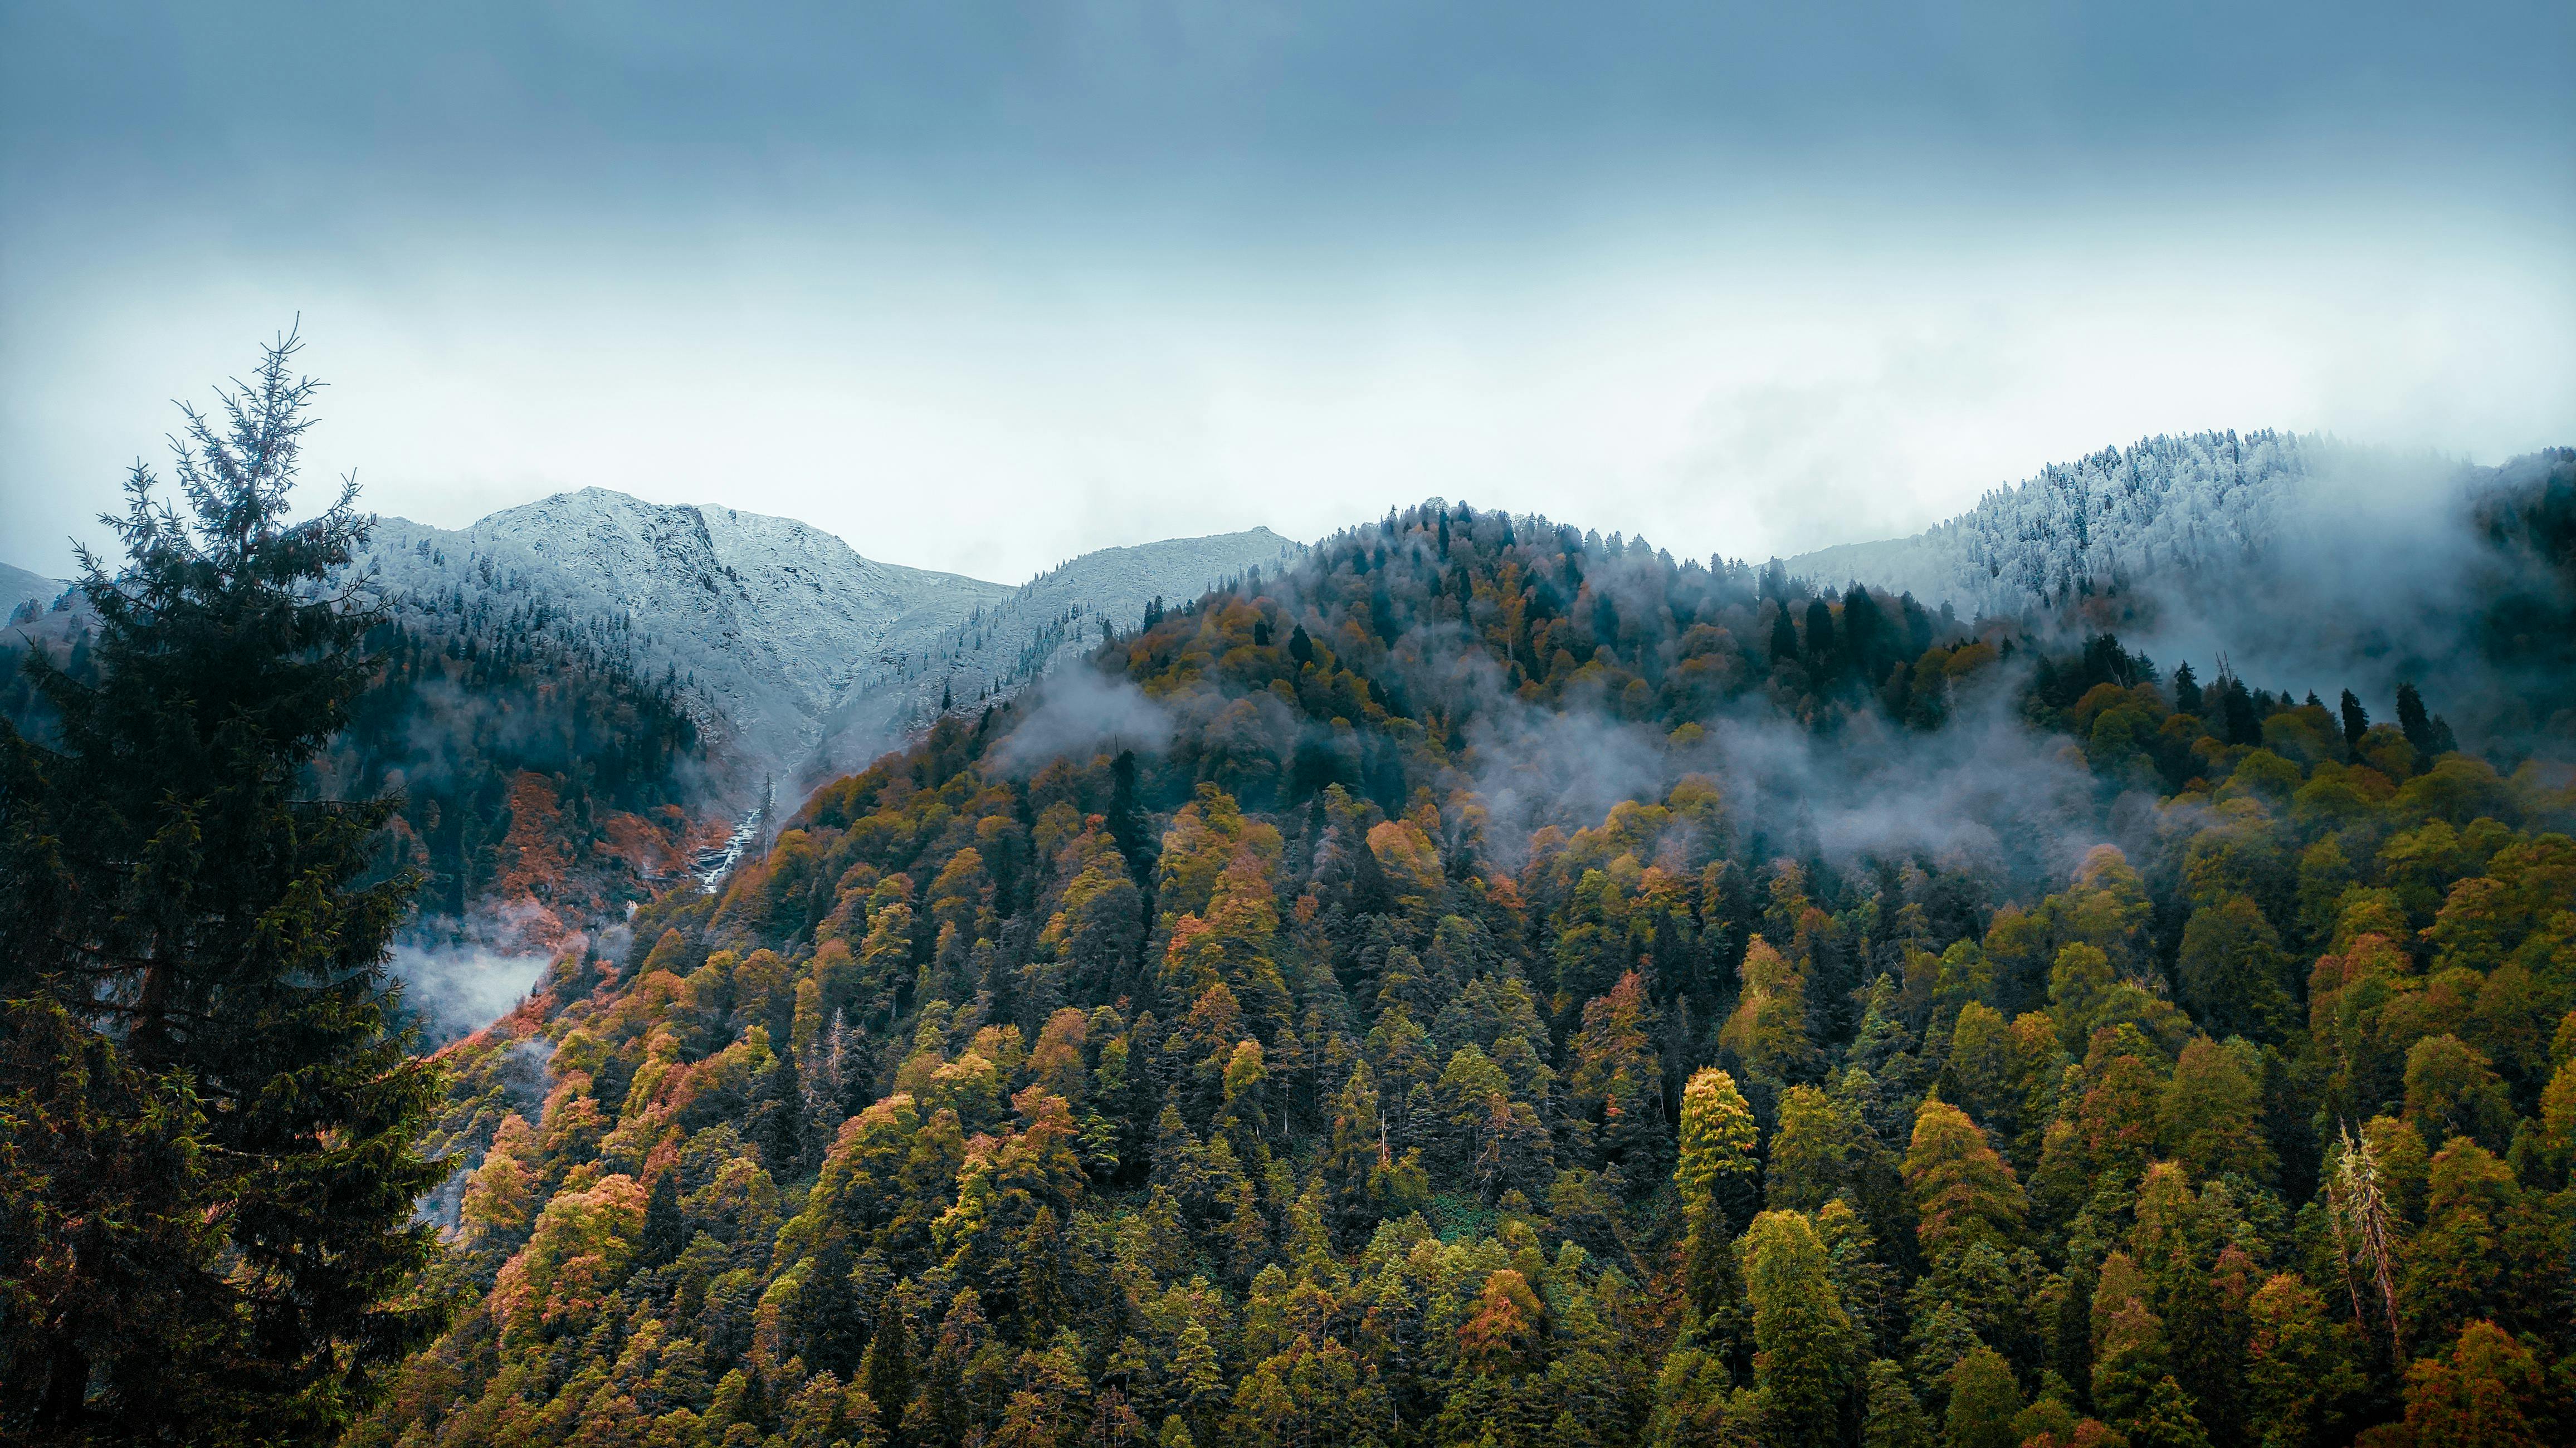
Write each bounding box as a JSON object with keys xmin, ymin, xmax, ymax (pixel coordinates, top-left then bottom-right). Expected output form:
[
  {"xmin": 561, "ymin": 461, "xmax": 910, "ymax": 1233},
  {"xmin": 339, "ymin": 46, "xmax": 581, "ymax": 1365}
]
[{"xmin": 3, "ymin": 1, "xmax": 2570, "ymax": 584}]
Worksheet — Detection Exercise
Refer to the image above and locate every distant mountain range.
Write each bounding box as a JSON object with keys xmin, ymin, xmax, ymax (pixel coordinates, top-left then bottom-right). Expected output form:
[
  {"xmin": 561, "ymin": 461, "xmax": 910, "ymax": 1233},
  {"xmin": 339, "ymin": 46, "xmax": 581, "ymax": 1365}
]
[
  {"xmin": 1779, "ymin": 431, "xmax": 2573, "ymax": 743},
  {"xmin": 351, "ymin": 488, "xmax": 1302, "ymax": 794},
  {"xmin": 13, "ymin": 432, "xmax": 2552, "ymax": 794}
]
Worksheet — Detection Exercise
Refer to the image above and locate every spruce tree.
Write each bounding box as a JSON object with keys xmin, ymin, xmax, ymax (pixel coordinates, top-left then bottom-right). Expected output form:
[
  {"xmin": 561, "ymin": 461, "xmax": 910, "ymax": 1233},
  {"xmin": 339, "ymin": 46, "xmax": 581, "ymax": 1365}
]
[
  {"xmin": 1770, "ymin": 601, "xmax": 1801, "ymax": 666},
  {"xmin": 641, "ymin": 1166, "xmax": 687, "ymax": 1268},
  {"xmin": 2338, "ymin": 689, "xmax": 2368, "ymax": 754},
  {"xmin": 2171, "ymin": 662, "xmax": 2202, "ymax": 716},
  {"xmin": 2394, "ymin": 681, "xmax": 2433, "ymax": 755},
  {"xmin": 0, "ymin": 332, "xmax": 446, "ymax": 1445},
  {"xmin": 1744, "ymin": 1209, "xmax": 1857, "ymax": 1446}
]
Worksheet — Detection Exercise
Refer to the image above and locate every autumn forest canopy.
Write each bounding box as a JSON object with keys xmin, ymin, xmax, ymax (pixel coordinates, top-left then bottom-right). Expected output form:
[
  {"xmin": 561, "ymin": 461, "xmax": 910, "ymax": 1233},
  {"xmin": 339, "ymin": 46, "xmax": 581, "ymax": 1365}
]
[{"xmin": 3, "ymin": 344, "xmax": 2574, "ymax": 1448}]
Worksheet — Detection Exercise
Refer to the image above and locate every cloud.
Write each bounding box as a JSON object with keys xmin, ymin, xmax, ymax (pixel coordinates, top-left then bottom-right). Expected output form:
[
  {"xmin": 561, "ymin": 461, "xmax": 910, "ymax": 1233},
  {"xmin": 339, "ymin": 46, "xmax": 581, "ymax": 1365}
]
[
  {"xmin": 2086, "ymin": 444, "xmax": 2576, "ymax": 752},
  {"xmin": 1697, "ymin": 688, "xmax": 2107, "ymax": 882},
  {"xmin": 987, "ymin": 667, "xmax": 1175, "ymax": 775},
  {"xmin": 387, "ymin": 940, "xmax": 550, "ymax": 1043}
]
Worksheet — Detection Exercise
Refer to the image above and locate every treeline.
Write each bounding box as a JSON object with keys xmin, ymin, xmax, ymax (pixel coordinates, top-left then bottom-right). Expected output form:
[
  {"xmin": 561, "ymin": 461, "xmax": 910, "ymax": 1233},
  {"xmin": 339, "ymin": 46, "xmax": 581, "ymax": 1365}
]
[{"xmin": 357, "ymin": 501, "xmax": 2574, "ymax": 1448}]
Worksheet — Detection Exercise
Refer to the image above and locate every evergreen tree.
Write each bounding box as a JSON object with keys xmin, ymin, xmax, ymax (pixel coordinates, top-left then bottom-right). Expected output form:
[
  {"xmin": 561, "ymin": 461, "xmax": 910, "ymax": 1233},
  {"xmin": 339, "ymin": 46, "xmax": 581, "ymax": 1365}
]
[
  {"xmin": 641, "ymin": 1165, "xmax": 687, "ymax": 1268},
  {"xmin": 1861, "ymin": 1359, "xmax": 1936, "ymax": 1448},
  {"xmin": 2126, "ymin": 1375, "xmax": 2214, "ymax": 1448},
  {"xmin": 2220, "ymin": 675, "xmax": 2260, "ymax": 745},
  {"xmin": 862, "ymin": 1293, "xmax": 913, "ymax": 1435},
  {"xmin": 1744, "ymin": 1210, "xmax": 1857, "ymax": 1446},
  {"xmin": 2394, "ymin": 681, "xmax": 2434, "ymax": 756},
  {"xmin": 1770, "ymin": 602, "xmax": 1801, "ymax": 666},
  {"xmin": 1944, "ymin": 1345, "xmax": 2022, "ymax": 1448},
  {"xmin": 2172, "ymin": 662, "xmax": 2202, "ymax": 716},
  {"xmin": 0, "ymin": 334, "xmax": 446, "ymax": 1446},
  {"xmin": 1905, "ymin": 1098, "xmax": 2026, "ymax": 1261}
]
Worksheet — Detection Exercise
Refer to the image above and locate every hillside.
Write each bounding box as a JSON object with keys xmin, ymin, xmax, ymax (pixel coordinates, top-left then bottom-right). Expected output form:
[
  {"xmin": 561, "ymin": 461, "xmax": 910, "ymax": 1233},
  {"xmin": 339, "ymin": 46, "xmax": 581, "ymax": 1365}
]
[
  {"xmin": 1787, "ymin": 437, "xmax": 2576, "ymax": 751},
  {"xmin": 7, "ymin": 490, "xmax": 1302, "ymax": 1035},
  {"xmin": 358, "ymin": 495, "xmax": 2576, "ymax": 1448},
  {"xmin": 1, "ymin": 560, "xmax": 65, "ymax": 621},
  {"xmin": 809, "ymin": 528, "xmax": 1305, "ymax": 782},
  {"xmin": 1782, "ymin": 431, "xmax": 2334, "ymax": 617},
  {"xmin": 359, "ymin": 491, "xmax": 1302, "ymax": 793}
]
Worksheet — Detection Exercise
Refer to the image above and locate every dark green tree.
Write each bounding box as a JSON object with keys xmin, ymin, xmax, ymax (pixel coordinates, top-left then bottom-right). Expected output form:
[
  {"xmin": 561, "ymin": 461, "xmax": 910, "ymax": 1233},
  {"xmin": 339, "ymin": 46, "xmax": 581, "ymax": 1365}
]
[
  {"xmin": 2394, "ymin": 681, "xmax": 2433, "ymax": 756},
  {"xmin": 641, "ymin": 1166, "xmax": 686, "ymax": 1268},
  {"xmin": 1770, "ymin": 601, "xmax": 1801, "ymax": 666},
  {"xmin": 0, "ymin": 332, "xmax": 447, "ymax": 1445}
]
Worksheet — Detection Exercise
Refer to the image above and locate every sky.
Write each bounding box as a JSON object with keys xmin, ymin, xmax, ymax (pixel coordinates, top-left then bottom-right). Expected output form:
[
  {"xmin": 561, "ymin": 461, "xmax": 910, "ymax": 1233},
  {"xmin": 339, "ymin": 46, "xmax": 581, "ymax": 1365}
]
[{"xmin": 2, "ymin": 2, "xmax": 2570, "ymax": 584}]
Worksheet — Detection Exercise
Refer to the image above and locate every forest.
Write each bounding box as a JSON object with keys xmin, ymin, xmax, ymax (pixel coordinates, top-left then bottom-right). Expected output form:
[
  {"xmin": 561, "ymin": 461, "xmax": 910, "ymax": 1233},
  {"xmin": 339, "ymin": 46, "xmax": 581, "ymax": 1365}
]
[
  {"xmin": 351, "ymin": 485, "xmax": 2576, "ymax": 1448},
  {"xmin": 3, "ymin": 578, "xmax": 719, "ymax": 948}
]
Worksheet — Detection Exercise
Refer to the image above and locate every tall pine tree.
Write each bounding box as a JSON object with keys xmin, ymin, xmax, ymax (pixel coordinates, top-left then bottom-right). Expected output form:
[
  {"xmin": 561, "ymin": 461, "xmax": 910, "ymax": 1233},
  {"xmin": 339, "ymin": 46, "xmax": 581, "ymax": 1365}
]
[{"xmin": 0, "ymin": 332, "xmax": 446, "ymax": 1445}]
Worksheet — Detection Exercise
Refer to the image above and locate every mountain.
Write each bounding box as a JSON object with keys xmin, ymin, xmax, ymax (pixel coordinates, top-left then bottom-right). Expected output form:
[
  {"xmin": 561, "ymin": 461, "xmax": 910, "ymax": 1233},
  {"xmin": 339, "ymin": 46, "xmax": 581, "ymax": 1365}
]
[
  {"xmin": 809, "ymin": 527, "xmax": 1304, "ymax": 781},
  {"xmin": 359, "ymin": 495, "xmax": 2576, "ymax": 1448},
  {"xmin": 1, "ymin": 560, "xmax": 66, "ymax": 622},
  {"xmin": 1780, "ymin": 429, "xmax": 2333, "ymax": 616},
  {"xmin": 1784, "ymin": 436, "xmax": 2576, "ymax": 747},
  {"xmin": 357, "ymin": 488, "xmax": 1302, "ymax": 793},
  {"xmin": 357, "ymin": 488, "xmax": 1011, "ymax": 789}
]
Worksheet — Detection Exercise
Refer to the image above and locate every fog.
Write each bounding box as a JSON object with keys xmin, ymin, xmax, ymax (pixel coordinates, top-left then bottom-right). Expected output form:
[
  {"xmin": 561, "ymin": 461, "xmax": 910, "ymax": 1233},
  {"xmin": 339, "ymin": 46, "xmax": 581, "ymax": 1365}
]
[
  {"xmin": 2096, "ymin": 446, "xmax": 2573, "ymax": 755},
  {"xmin": 386, "ymin": 940, "xmax": 550, "ymax": 1044}
]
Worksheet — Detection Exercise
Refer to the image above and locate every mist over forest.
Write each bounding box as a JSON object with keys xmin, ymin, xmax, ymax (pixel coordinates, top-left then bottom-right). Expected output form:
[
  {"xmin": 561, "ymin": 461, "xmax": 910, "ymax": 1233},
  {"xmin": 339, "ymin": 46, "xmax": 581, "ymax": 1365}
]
[
  {"xmin": 3, "ymin": 350, "xmax": 2570, "ymax": 1448},
  {"xmin": 6, "ymin": 0, "xmax": 2571, "ymax": 1441},
  {"xmin": 264, "ymin": 452, "xmax": 2573, "ymax": 1448}
]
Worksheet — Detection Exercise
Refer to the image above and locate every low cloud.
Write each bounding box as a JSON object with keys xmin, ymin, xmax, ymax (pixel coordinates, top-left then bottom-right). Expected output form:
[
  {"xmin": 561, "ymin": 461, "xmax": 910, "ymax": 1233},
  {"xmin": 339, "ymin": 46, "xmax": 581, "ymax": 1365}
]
[
  {"xmin": 387, "ymin": 940, "xmax": 550, "ymax": 1043},
  {"xmin": 988, "ymin": 667, "xmax": 1175, "ymax": 774},
  {"xmin": 1699, "ymin": 686, "xmax": 2106, "ymax": 882}
]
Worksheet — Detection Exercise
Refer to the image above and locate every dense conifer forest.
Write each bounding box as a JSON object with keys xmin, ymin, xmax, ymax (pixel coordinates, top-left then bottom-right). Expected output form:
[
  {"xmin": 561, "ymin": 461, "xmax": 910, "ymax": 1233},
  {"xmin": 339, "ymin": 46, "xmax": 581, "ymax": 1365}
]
[{"xmin": 354, "ymin": 486, "xmax": 2576, "ymax": 1448}]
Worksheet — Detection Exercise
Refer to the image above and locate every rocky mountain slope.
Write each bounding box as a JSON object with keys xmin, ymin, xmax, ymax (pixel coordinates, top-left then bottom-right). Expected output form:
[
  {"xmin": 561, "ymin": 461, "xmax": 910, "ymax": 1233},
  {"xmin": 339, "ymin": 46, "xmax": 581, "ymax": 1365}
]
[
  {"xmin": 354, "ymin": 488, "xmax": 1302, "ymax": 794},
  {"xmin": 1, "ymin": 560, "xmax": 65, "ymax": 622},
  {"xmin": 809, "ymin": 527, "xmax": 1304, "ymax": 781}
]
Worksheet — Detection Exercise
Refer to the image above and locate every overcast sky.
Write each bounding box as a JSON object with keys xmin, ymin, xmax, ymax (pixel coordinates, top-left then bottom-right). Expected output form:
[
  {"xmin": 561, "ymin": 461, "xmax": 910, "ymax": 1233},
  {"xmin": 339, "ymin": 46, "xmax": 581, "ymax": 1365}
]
[{"xmin": 3, "ymin": 2, "xmax": 2570, "ymax": 583}]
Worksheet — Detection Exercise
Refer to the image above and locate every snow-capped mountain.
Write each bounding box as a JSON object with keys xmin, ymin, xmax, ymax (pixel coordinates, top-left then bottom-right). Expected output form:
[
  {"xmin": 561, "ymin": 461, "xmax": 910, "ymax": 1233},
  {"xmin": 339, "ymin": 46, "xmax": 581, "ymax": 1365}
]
[
  {"xmin": 810, "ymin": 529, "xmax": 1304, "ymax": 781},
  {"xmin": 354, "ymin": 488, "xmax": 1301, "ymax": 792},
  {"xmin": 1, "ymin": 561, "xmax": 66, "ymax": 622},
  {"xmin": 1783, "ymin": 431, "xmax": 2344, "ymax": 615}
]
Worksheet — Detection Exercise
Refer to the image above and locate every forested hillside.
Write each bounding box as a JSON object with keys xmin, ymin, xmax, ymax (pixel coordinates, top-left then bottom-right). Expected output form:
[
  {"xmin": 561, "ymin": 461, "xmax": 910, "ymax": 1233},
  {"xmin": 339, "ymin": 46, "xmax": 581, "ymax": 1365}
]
[
  {"xmin": 1787, "ymin": 431, "xmax": 2326, "ymax": 618},
  {"xmin": 3, "ymin": 576, "xmax": 721, "ymax": 961},
  {"xmin": 1790, "ymin": 438, "xmax": 2576, "ymax": 755},
  {"xmin": 360, "ymin": 498, "xmax": 2574, "ymax": 1448},
  {"xmin": 329, "ymin": 605, "xmax": 716, "ymax": 941}
]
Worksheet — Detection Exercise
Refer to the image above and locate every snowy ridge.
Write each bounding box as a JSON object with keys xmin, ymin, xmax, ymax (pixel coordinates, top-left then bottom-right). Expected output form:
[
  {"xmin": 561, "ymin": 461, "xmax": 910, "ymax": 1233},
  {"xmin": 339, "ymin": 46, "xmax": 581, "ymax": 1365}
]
[
  {"xmin": 352, "ymin": 488, "xmax": 1303, "ymax": 793},
  {"xmin": 1782, "ymin": 431, "xmax": 2340, "ymax": 615},
  {"xmin": 809, "ymin": 527, "xmax": 1305, "ymax": 782},
  {"xmin": 1, "ymin": 561, "xmax": 68, "ymax": 623}
]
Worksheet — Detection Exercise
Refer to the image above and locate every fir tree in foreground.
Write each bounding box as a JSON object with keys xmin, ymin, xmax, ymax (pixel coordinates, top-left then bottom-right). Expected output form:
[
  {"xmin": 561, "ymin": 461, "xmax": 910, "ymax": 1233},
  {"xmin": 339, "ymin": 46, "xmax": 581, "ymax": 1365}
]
[{"xmin": 0, "ymin": 332, "xmax": 447, "ymax": 1445}]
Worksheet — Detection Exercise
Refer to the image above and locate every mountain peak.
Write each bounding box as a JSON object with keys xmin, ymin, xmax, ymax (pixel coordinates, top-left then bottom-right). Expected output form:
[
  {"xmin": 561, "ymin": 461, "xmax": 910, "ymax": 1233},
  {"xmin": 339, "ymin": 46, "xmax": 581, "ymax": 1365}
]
[{"xmin": 355, "ymin": 489, "xmax": 1305, "ymax": 791}]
